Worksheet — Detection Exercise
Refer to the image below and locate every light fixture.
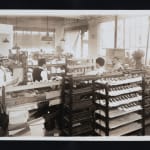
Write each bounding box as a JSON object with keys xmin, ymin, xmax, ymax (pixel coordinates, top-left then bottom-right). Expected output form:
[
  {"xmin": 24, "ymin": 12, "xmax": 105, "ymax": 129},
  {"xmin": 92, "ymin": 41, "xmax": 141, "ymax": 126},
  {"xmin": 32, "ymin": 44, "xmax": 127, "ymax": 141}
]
[
  {"xmin": 12, "ymin": 43, "xmax": 20, "ymax": 49},
  {"xmin": 3, "ymin": 16, "xmax": 10, "ymax": 43},
  {"xmin": 46, "ymin": 41, "xmax": 51, "ymax": 44},
  {"xmin": 41, "ymin": 16, "xmax": 53, "ymax": 41},
  {"xmin": 60, "ymin": 28, "xmax": 65, "ymax": 42},
  {"xmin": 3, "ymin": 37, "xmax": 9, "ymax": 43},
  {"xmin": 60, "ymin": 38, "xmax": 65, "ymax": 42},
  {"xmin": 12, "ymin": 17, "xmax": 21, "ymax": 49}
]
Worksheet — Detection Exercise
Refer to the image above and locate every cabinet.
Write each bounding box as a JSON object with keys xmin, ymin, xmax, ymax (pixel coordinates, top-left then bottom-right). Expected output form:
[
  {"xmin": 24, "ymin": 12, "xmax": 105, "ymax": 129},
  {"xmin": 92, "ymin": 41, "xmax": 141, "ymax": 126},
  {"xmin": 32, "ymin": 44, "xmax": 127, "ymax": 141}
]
[
  {"xmin": 62, "ymin": 75, "xmax": 95, "ymax": 136},
  {"xmin": 94, "ymin": 74, "xmax": 145, "ymax": 136}
]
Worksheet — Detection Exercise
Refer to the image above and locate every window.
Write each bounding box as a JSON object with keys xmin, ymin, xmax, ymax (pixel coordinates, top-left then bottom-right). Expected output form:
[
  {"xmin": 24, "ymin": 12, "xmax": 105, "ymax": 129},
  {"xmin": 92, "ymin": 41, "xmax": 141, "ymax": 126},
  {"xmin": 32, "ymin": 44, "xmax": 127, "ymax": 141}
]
[
  {"xmin": 13, "ymin": 30, "xmax": 55, "ymax": 52},
  {"xmin": 98, "ymin": 16, "xmax": 150, "ymax": 64},
  {"xmin": 98, "ymin": 21, "xmax": 115, "ymax": 56},
  {"xmin": 122, "ymin": 16, "xmax": 149, "ymax": 63},
  {"xmin": 64, "ymin": 30, "xmax": 81, "ymax": 58},
  {"xmin": 82, "ymin": 31, "xmax": 88, "ymax": 58}
]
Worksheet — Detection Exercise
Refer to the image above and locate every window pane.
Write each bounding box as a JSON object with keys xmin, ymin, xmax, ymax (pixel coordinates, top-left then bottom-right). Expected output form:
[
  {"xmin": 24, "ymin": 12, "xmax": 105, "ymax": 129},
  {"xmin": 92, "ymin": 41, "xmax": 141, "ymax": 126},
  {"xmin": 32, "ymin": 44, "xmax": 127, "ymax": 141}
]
[
  {"xmin": 98, "ymin": 21, "xmax": 115, "ymax": 57},
  {"xmin": 117, "ymin": 19, "xmax": 124, "ymax": 48}
]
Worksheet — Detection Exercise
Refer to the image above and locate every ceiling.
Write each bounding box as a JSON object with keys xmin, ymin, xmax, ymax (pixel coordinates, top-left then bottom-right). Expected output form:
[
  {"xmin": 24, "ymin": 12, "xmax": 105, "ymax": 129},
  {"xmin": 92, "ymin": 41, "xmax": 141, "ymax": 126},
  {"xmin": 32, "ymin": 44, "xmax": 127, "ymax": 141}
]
[{"xmin": 0, "ymin": 15, "xmax": 117, "ymax": 32}]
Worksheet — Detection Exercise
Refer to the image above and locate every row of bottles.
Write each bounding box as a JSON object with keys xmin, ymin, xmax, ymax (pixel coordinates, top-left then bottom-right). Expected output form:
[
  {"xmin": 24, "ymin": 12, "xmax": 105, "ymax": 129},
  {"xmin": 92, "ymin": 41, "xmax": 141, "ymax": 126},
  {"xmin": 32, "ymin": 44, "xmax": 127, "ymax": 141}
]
[
  {"xmin": 96, "ymin": 76, "xmax": 142, "ymax": 85},
  {"xmin": 96, "ymin": 93, "xmax": 142, "ymax": 107},
  {"xmin": 118, "ymin": 102, "xmax": 142, "ymax": 112},
  {"xmin": 67, "ymin": 59, "xmax": 94, "ymax": 75},
  {"xmin": 96, "ymin": 84, "xmax": 142, "ymax": 96},
  {"xmin": 72, "ymin": 80, "xmax": 93, "ymax": 89}
]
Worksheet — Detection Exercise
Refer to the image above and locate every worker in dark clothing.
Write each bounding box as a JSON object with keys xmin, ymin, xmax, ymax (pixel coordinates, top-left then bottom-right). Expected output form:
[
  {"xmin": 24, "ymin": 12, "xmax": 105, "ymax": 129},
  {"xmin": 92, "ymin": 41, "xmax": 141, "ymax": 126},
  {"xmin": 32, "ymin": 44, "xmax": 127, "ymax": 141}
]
[
  {"xmin": 32, "ymin": 58, "xmax": 50, "ymax": 124},
  {"xmin": 32, "ymin": 58, "xmax": 48, "ymax": 82}
]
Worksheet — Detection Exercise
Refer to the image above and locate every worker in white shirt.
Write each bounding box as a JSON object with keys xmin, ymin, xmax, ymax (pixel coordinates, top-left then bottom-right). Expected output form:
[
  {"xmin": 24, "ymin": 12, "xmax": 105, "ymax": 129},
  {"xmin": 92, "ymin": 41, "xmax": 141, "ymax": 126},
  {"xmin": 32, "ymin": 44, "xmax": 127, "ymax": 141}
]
[
  {"xmin": 112, "ymin": 57, "xmax": 124, "ymax": 72},
  {"xmin": 86, "ymin": 57, "xmax": 106, "ymax": 75},
  {"xmin": 0, "ymin": 59, "xmax": 18, "ymax": 87}
]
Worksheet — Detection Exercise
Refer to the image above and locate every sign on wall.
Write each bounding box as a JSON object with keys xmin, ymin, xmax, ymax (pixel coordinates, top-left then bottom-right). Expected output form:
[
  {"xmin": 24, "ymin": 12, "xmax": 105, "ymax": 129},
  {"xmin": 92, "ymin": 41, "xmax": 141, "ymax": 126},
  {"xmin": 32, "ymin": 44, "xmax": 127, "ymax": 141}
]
[{"xmin": 106, "ymin": 48, "xmax": 125, "ymax": 65}]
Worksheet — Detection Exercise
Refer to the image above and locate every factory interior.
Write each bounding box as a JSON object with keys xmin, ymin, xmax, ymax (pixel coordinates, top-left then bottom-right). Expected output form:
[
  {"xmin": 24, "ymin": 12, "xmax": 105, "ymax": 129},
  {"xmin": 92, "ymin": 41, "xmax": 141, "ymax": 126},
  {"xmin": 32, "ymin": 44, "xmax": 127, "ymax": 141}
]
[{"xmin": 0, "ymin": 11, "xmax": 150, "ymax": 137}]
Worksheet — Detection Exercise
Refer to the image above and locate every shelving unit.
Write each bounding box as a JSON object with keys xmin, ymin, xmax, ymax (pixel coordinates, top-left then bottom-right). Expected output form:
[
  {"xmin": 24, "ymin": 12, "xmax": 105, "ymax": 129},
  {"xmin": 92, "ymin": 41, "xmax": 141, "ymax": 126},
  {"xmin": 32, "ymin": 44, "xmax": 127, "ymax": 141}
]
[
  {"xmin": 94, "ymin": 74, "xmax": 145, "ymax": 136},
  {"xmin": 143, "ymin": 75, "xmax": 150, "ymax": 128},
  {"xmin": 66, "ymin": 59, "xmax": 95, "ymax": 76},
  {"xmin": 0, "ymin": 79, "xmax": 62, "ymax": 136},
  {"xmin": 27, "ymin": 56, "xmax": 66, "ymax": 82},
  {"xmin": 62, "ymin": 75, "xmax": 95, "ymax": 136}
]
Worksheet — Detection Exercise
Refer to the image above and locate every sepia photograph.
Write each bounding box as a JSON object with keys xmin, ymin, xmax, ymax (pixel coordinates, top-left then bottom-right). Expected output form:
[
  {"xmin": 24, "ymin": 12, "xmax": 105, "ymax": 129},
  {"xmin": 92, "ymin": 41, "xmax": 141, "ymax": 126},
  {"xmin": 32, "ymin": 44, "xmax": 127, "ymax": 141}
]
[{"xmin": 0, "ymin": 10, "xmax": 150, "ymax": 140}]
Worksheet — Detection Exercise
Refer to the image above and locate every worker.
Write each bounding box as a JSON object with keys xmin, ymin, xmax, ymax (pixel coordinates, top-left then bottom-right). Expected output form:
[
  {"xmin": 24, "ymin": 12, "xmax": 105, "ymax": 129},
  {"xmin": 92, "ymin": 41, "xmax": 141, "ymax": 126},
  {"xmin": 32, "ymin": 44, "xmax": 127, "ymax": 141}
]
[
  {"xmin": 112, "ymin": 57, "xmax": 124, "ymax": 72},
  {"xmin": 86, "ymin": 57, "xmax": 106, "ymax": 75},
  {"xmin": 32, "ymin": 58, "xmax": 48, "ymax": 82},
  {"xmin": 32, "ymin": 58, "xmax": 50, "ymax": 119},
  {"xmin": 0, "ymin": 60, "xmax": 6, "ymax": 85},
  {"xmin": 0, "ymin": 59, "xmax": 18, "ymax": 87}
]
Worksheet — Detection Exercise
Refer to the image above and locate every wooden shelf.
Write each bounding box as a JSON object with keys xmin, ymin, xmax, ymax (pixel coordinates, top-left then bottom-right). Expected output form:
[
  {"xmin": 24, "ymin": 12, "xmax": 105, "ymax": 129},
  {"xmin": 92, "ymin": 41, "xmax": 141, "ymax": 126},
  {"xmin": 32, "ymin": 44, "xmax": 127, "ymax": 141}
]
[
  {"xmin": 6, "ymin": 98, "xmax": 61, "ymax": 115},
  {"xmin": 96, "ymin": 113, "xmax": 142, "ymax": 129},
  {"xmin": 8, "ymin": 123, "xmax": 28, "ymax": 131},
  {"xmin": 6, "ymin": 102, "xmax": 38, "ymax": 113},
  {"xmin": 95, "ymin": 96, "xmax": 142, "ymax": 108},
  {"xmin": 5, "ymin": 95, "xmax": 46, "ymax": 107},
  {"xmin": 95, "ymin": 106, "xmax": 142, "ymax": 118},
  {"xmin": 64, "ymin": 116, "xmax": 92, "ymax": 124},
  {"xmin": 95, "ymin": 122, "xmax": 142, "ymax": 136},
  {"xmin": 47, "ymin": 63, "xmax": 66, "ymax": 67},
  {"xmin": 49, "ymin": 98, "xmax": 61, "ymax": 106},
  {"xmin": 67, "ymin": 64, "xmax": 94, "ymax": 69},
  {"xmin": 9, "ymin": 126, "xmax": 30, "ymax": 136},
  {"xmin": 95, "ymin": 77, "xmax": 142, "ymax": 86},
  {"xmin": 96, "ymin": 87, "xmax": 142, "ymax": 97},
  {"xmin": 46, "ymin": 90, "xmax": 61, "ymax": 100},
  {"xmin": 63, "ymin": 124, "xmax": 93, "ymax": 136},
  {"xmin": 3, "ymin": 81, "xmax": 61, "ymax": 93},
  {"xmin": 28, "ymin": 63, "xmax": 65, "ymax": 68},
  {"xmin": 49, "ymin": 72, "xmax": 65, "ymax": 76},
  {"xmin": 65, "ymin": 87, "xmax": 92, "ymax": 95},
  {"xmin": 67, "ymin": 72, "xmax": 84, "ymax": 76}
]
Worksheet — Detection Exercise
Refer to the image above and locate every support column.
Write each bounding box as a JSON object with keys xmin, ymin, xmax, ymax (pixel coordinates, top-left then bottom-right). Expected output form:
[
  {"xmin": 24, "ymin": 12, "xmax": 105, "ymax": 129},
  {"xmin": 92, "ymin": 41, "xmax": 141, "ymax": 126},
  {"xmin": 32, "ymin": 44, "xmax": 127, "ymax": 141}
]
[
  {"xmin": 88, "ymin": 20, "xmax": 99, "ymax": 59},
  {"xmin": 55, "ymin": 22, "xmax": 65, "ymax": 49},
  {"xmin": 114, "ymin": 16, "xmax": 118, "ymax": 48}
]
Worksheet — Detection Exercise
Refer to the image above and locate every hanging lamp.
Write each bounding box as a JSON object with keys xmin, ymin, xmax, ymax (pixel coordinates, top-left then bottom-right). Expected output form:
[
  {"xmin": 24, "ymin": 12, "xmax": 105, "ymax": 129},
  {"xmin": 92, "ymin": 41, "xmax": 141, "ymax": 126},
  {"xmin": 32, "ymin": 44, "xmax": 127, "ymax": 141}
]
[
  {"xmin": 41, "ymin": 16, "xmax": 53, "ymax": 41},
  {"xmin": 60, "ymin": 28, "xmax": 65, "ymax": 42},
  {"xmin": 60, "ymin": 37, "xmax": 65, "ymax": 42},
  {"xmin": 3, "ymin": 16, "xmax": 10, "ymax": 43},
  {"xmin": 12, "ymin": 17, "xmax": 20, "ymax": 49},
  {"xmin": 3, "ymin": 37, "xmax": 9, "ymax": 43}
]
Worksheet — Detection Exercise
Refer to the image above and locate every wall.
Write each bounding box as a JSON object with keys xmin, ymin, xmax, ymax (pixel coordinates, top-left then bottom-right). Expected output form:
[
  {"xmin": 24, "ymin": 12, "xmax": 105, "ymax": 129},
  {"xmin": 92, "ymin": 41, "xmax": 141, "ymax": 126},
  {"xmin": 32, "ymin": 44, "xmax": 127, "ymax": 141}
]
[
  {"xmin": 88, "ymin": 16, "xmax": 116, "ymax": 59},
  {"xmin": 88, "ymin": 20, "xmax": 99, "ymax": 59},
  {"xmin": 0, "ymin": 24, "xmax": 13, "ymax": 56},
  {"xmin": 14, "ymin": 21, "xmax": 64, "ymax": 52},
  {"xmin": 15, "ymin": 30, "xmax": 55, "ymax": 52},
  {"xmin": 14, "ymin": 19, "xmax": 88, "ymax": 53},
  {"xmin": 55, "ymin": 21, "xmax": 65, "ymax": 48}
]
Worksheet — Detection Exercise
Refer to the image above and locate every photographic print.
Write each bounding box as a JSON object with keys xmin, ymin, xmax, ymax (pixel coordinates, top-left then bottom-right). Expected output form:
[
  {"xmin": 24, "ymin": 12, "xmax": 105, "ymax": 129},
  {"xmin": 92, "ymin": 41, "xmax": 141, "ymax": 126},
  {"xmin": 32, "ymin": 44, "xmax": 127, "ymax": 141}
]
[{"xmin": 0, "ymin": 10, "xmax": 150, "ymax": 141}]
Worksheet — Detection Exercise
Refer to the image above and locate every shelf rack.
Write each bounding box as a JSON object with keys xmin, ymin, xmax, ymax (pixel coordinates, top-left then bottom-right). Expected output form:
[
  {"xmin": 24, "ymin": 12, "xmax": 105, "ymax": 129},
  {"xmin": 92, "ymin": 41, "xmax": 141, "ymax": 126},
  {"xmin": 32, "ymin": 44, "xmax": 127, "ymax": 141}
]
[
  {"xmin": 66, "ymin": 59, "xmax": 95, "ymax": 76},
  {"xmin": 62, "ymin": 75, "xmax": 96, "ymax": 136},
  {"xmin": 93, "ymin": 73, "xmax": 145, "ymax": 136},
  {"xmin": 0, "ymin": 80, "xmax": 63, "ymax": 136},
  {"xmin": 143, "ymin": 75, "xmax": 150, "ymax": 128}
]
